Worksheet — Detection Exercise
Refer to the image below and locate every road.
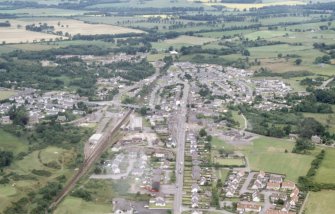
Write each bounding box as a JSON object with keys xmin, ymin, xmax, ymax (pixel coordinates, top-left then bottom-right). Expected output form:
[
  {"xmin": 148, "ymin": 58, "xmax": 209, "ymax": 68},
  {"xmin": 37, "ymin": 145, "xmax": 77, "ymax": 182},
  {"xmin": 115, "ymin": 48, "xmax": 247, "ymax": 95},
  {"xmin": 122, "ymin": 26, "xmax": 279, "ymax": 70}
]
[
  {"xmin": 319, "ymin": 76, "xmax": 334, "ymax": 89},
  {"xmin": 173, "ymin": 81, "xmax": 190, "ymax": 214}
]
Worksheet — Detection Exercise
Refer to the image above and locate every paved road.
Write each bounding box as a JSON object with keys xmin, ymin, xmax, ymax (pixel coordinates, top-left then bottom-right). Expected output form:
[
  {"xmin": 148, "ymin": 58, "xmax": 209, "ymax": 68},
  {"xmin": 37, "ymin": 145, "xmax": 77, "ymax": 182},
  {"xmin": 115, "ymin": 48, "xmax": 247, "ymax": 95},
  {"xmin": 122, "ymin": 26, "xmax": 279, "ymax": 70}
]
[{"xmin": 173, "ymin": 81, "xmax": 190, "ymax": 214}]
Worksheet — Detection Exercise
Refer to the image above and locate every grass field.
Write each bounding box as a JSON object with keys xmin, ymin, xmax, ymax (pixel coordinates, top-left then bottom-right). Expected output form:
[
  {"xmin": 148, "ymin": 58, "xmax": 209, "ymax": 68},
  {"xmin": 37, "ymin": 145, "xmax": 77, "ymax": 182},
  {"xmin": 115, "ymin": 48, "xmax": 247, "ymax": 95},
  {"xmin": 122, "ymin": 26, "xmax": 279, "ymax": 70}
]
[
  {"xmin": 305, "ymin": 190, "xmax": 335, "ymax": 214},
  {"xmin": 0, "ymin": 129, "xmax": 28, "ymax": 155},
  {"xmin": 152, "ymin": 35, "xmax": 216, "ymax": 50},
  {"xmin": 54, "ymin": 196, "xmax": 112, "ymax": 214},
  {"xmin": 0, "ymin": 90, "xmax": 16, "ymax": 100},
  {"xmin": 232, "ymin": 111, "xmax": 246, "ymax": 129},
  {"xmin": 314, "ymin": 148, "xmax": 335, "ymax": 184},
  {"xmin": 13, "ymin": 19, "xmax": 143, "ymax": 36},
  {"xmin": 0, "ymin": 24, "xmax": 62, "ymax": 44},
  {"xmin": 243, "ymin": 137, "xmax": 316, "ymax": 181},
  {"xmin": 214, "ymin": 158, "xmax": 244, "ymax": 166}
]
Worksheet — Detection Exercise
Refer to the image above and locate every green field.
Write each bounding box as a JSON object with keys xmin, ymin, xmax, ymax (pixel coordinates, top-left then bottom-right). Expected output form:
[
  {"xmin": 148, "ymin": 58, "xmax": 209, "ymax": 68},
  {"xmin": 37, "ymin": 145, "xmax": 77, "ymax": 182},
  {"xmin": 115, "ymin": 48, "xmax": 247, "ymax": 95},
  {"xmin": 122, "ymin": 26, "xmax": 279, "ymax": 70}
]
[
  {"xmin": 305, "ymin": 191, "xmax": 335, "ymax": 214},
  {"xmin": 0, "ymin": 129, "xmax": 28, "ymax": 155},
  {"xmin": 214, "ymin": 158, "xmax": 244, "ymax": 166},
  {"xmin": 0, "ymin": 90, "xmax": 16, "ymax": 100},
  {"xmin": 243, "ymin": 137, "xmax": 316, "ymax": 181},
  {"xmin": 54, "ymin": 196, "xmax": 112, "ymax": 214},
  {"xmin": 314, "ymin": 148, "xmax": 335, "ymax": 184}
]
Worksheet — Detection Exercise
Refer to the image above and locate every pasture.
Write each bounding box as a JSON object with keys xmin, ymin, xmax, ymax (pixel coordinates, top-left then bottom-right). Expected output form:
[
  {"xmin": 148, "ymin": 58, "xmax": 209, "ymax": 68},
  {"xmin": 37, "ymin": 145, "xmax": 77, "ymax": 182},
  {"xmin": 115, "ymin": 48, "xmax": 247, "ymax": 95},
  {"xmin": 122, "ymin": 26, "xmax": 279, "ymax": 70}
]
[
  {"xmin": 242, "ymin": 136, "xmax": 316, "ymax": 182},
  {"xmin": 305, "ymin": 191, "xmax": 335, "ymax": 214},
  {"xmin": 314, "ymin": 148, "xmax": 335, "ymax": 184}
]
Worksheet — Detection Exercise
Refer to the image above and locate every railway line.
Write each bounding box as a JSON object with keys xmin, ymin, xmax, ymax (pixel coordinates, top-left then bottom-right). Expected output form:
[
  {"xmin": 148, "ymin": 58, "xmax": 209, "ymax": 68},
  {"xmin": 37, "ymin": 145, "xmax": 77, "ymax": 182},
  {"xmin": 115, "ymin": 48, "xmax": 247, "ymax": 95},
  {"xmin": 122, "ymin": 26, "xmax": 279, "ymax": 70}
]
[{"xmin": 50, "ymin": 109, "xmax": 133, "ymax": 210}]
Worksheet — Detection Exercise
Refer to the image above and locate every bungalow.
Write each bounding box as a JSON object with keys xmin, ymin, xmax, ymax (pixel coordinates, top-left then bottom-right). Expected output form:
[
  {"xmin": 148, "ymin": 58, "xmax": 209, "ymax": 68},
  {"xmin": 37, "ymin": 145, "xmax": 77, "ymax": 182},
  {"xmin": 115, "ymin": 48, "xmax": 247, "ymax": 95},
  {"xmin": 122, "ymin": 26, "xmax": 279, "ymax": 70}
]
[
  {"xmin": 252, "ymin": 191, "xmax": 261, "ymax": 202},
  {"xmin": 191, "ymin": 183, "xmax": 201, "ymax": 193},
  {"xmin": 237, "ymin": 202, "xmax": 262, "ymax": 213},
  {"xmin": 199, "ymin": 176, "xmax": 207, "ymax": 185},
  {"xmin": 191, "ymin": 197, "xmax": 199, "ymax": 208},
  {"xmin": 155, "ymin": 195, "xmax": 166, "ymax": 206},
  {"xmin": 267, "ymin": 182, "xmax": 281, "ymax": 190},
  {"xmin": 281, "ymin": 181, "xmax": 296, "ymax": 190},
  {"xmin": 192, "ymin": 166, "xmax": 201, "ymax": 180}
]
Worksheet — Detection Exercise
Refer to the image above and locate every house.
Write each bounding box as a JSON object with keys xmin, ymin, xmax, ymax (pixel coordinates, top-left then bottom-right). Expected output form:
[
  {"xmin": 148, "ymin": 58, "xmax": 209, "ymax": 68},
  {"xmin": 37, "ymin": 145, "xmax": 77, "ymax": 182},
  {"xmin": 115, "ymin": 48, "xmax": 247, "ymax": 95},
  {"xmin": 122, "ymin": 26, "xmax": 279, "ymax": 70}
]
[
  {"xmin": 258, "ymin": 171, "xmax": 265, "ymax": 179},
  {"xmin": 269, "ymin": 175, "xmax": 283, "ymax": 183},
  {"xmin": 270, "ymin": 193, "xmax": 288, "ymax": 203},
  {"xmin": 290, "ymin": 187, "xmax": 300, "ymax": 198},
  {"xmin": 192, "ymin": 166, "xmax": 201, "ymax": 180},
  {"xmin": 237, "ymin": 170, "xmax": 245, "ymax": 177},
  {"xmin": 281, "ymin": 181, "xmax": 296, "ymax": 190},
  {"xmin": 266, "ymin": 209, "xmax": 295, "ymax": 214},
  {"xmin": 290, "ymin": 187, "xmax": 300, "ymax": 206},
  {"xmin": 281, "ymin": 202, "xmax": 291, "ymax": 212},
  {"xmin": 252, "ymin": 191, "xmax": 261, "ymax": 202},
  {"xmin": 237, "ymin": 202, "xmax": 262, "ymax": 213},
  {"xmin": 113, "ymin": 198, "xmax": 133, "ymax": 214},
  {"xmin": 0, "ymin": 116, "xmax": 12, "ymax": 125},
  {"xmin": 225, "ymin": 187, "xmax": 235, "ymax": 197},
  {"xmin": 154, "ymin": 195, "xmax": 166, "ymax": 206},
  {"xmin": 199, "ymin": 176, "xmax": 207, "ymax": 185},
  {"xmin": 56, "ymin": 115, "xmax": 67, "ymax": 122},
  {"xmin": 191, "ymin": 183, "xmax": 201, "ymax": 193},
  {"xmin": 311, "ymin": 135, "xmax": 322, "ymax": 144},
  {"xmin": 267, "ymin": 182, "xmax": 281, "ymax": 190},
  {"xmin": 252, "ymin": 179, "xmax": 265, "ymax": 190},
  {"xmin": 191, "ymin": 197, "xmax": 199, "ymax": 208}
]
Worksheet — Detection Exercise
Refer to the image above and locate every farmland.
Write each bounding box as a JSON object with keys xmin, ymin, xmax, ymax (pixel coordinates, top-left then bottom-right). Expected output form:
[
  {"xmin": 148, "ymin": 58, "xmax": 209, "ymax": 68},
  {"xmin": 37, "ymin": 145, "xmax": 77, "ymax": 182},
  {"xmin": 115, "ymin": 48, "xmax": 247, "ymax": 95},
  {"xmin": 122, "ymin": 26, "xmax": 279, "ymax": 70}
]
[
  {"xmin": 313, "ymin": 148, "xmax": 335, "ymax": 184},
  {"xmin": 305, "ymin": 191, "xmax": 335, "ymax": 214},
  {"xmin": 0, "ymin": 24, "xmax": 63, "ymax": 44},
  {"xmin": 242, "ymin": 137, "xmax": 316, "ymax": 182}
]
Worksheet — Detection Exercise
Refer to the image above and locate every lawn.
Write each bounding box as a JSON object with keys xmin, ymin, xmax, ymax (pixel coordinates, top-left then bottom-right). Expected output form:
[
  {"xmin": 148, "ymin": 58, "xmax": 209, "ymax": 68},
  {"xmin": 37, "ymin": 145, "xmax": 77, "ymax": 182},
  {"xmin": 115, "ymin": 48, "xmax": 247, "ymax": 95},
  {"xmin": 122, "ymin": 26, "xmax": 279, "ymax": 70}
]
[
  {"xmin": 0, "ymin": 129, "xmax": 28, "ymax": 155},
  {"xmin": 242, "ymin": 136, "xmax": 316, "ymax": 182},
  {"xmin": 215, "ymin": 168, "xmax": 229, "ymax": 181},
  {"xmin": 214, "ymin": 158, "xmax": 244, "ymax": 166},
  {"xmin": 314, "ymin": 148, "xmax": 335, "ymax": 184},
  {"xmin": 305, "ymin": 190, "xmax": 335, "ymax": 214},
  {"xmin": 231, "ymin": 111, "xmax": 246, "ymax": 129},
  {"xmin": 54, "ymin": 196, "xmax": 112, "ymax": 214},
  {"xmin": 0, "ymin": 90, "xmax": 17, "ymax": 100}
]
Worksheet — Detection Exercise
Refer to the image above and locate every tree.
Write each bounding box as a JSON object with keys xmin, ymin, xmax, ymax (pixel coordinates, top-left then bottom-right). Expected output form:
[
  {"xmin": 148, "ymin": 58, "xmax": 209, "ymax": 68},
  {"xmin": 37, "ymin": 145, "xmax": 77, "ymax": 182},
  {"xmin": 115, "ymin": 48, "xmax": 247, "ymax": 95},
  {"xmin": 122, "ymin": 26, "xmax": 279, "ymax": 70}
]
[
  {"xmin": 299, "ymin": 118, "xmax": 325, "ymax": 139},
  {"xmin": 295, "ymin": 58, "xmax": 302, "ymax": 65},
  {"xmin": 199, "ymin": 128, "xmax": 207, "ymax": 137},
  {"xmin": 0, "ymin": 151, "xmax": 13, "ymax": 168}
]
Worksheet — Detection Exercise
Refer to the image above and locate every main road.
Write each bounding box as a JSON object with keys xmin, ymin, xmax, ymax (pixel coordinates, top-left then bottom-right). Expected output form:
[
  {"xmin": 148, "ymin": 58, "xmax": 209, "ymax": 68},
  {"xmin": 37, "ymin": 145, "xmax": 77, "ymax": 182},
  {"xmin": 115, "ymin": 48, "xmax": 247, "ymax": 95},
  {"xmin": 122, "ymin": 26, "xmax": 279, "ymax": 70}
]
[{"xmin": 173, "ymin": 80, "xmax": 190, "ymax": 214}]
